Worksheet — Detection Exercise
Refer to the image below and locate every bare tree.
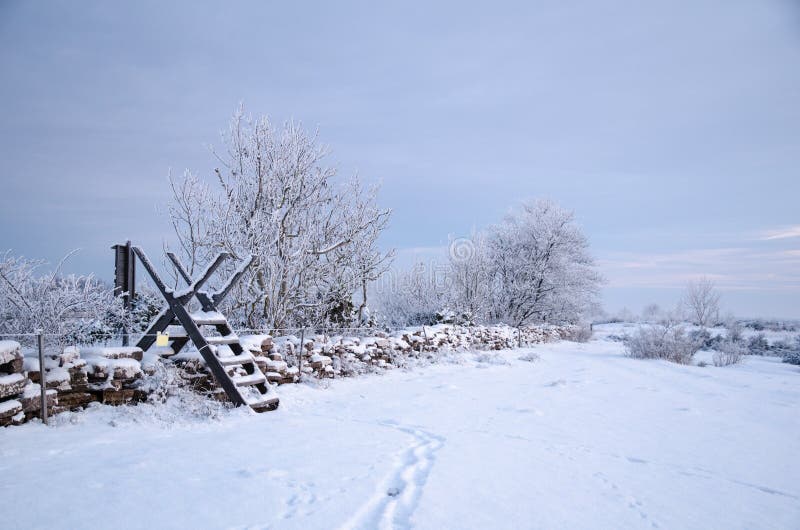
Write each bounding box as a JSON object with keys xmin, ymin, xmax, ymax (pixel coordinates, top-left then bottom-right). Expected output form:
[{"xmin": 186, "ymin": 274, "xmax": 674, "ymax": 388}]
[
  {"xmin": 445, "ymin": 232, "xmax": 492, "ymax": 323},
  {"xmin": 682, "ymin": 277, "xmax": 721, "ymax": 328},
  {"xmin": 642, "ymin": 303, "xmax": 662, "ymax": 322},
  {"xmin": 167, "ymin": 107, "xmax": 393, "ymax": 330}
]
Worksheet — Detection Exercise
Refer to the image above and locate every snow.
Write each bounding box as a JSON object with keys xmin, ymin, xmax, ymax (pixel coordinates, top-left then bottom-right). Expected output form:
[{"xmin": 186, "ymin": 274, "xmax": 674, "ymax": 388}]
[
  {"xmin": 190, "ymin": 310, "xmax": 226, "ymax": 323},
  {"xmin": 83, "ymin": 357, "xmax": 142, "ymax": 379},
  {"xmin": 0, "ymin": 399, "xmax": 21, "ymax": 414},
  {"xmin": 1, "ymin": 334, "xmax": 798, "ymax": 529},
  {"xmin": 0, "ymin": 372, "xmax": 25, "ymax": 386},
  {"xmin": 239, "ymin": 334, "xmax": 272, "ymax": 351},
  {"xmin": 81, "ymin": 346, "xmax": 142, "ymax": 358},
  {"xmin": 0, "ymin": 339, "xmax": 20, "ymax": 357},
  {"xmin": 21, "ymin": 381, "xmax": 56, "ymax": 399}
]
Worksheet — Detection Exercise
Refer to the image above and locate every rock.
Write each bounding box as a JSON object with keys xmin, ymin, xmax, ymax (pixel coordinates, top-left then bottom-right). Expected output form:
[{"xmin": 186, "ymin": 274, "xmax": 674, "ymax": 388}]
[
  {"xmin": 19, "ymin": 383, "xmax": 58, "ymax": 414},
  {"xmin": 56, "ymin": 392, "xmax": 98, "ymax": 409},
  {"xmin": 80, "ymin": 346, "xmax": 144, "ymax": 362},
  {"xmin": 56, "ymin": 346, "xmax": 81, "ymax": 366},
  {"xmin": 309, "ymin": 354, "xmax": 332, "ymax": 369},
  {"xmin": 0, "ymin": 340, "xmax": 22, "ymax": 366},
  {"xmin": 0, "ymin": 349, "xmax": 24, "ymax": 375},
  {"xmin": 0, "ymin": 399, "xmax": 23, "ymax": 425},
  {"xmin": 84, "ymin": 357, "xmax": 142, "ymax": 383},
  {"xmin": 98, "ymin": 388, "xmax": 147, "ymax": 405},
  {"xmin": 0, "ymin": 373, "xmax": 28, "ymax": 399},
  {"xmin": 252, "ymin": 356, "xmax": 269, "ymax": 373},
  {"xmin": 265, "ymin": 359, "xmax": 288, "ymax": 372}
]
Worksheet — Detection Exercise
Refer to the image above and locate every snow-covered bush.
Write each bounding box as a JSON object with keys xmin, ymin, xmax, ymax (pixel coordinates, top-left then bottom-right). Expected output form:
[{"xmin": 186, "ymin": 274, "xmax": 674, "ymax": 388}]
[
  {"xmin": 689, "ymin": 328, "xmax": 716, "ymax": 350},
  {"xmin": 376, "ymin": 262, "xmax": 447, "ymax": 328},
  {"xmin": 747, "ymin": 333, "xmax": 770, "ymax": 356},
  {"xmin": 565, "ymin": 324, "xmax": 593, "ymax": 343},
  {"xmin": 0, "ymin": 251, "xmax": 119, "ymax": 348},
  {"xmin": 624, "ymin": 324, "xmax": 700, "ymax": 364},
  {"xmin": 474, "ymin": 352, "xmax": 510, "ymax": 365},
  {"xmin": 713, "ymin": 340, "xmax": 746, "ymax": 367},
  {"xmin": 777, "ymin": 337, "xmax": 800, "ymax": 366},
  {"xmin": 724, "ymin": 317, "xmax": 744, "ymax": 343},
  {"xmin": 742, "ymin": 319, "xmax": 799, "ymax": 332},
  {"xmin": 783, "ymin": 350, "xmax": 800, "ymax": 366}
]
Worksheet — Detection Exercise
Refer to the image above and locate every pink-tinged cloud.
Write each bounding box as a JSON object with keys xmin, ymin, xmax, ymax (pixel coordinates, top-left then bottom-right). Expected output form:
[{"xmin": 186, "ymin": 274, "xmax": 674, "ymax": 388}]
[{"xmin": 762, "ymin": 225, "xmax": 800, "ymax": 240}]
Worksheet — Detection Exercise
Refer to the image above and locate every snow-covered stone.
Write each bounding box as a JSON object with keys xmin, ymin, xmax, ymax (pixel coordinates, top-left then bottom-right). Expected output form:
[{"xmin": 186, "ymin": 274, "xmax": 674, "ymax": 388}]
[
  {"xmin": 81, "ymin": 346, "xmax": 144, "ymax": 361},
  {"xmin": 0, "ymin": 340, "xmax": 23, "ymax": 373},
  {"xmin": 0, "ymin": 372, "xmax": 27, "ymax": 399}
]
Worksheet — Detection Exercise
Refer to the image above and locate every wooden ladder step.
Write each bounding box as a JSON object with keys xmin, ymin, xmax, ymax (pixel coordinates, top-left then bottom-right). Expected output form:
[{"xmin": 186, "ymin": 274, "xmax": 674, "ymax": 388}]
[
  {"xmin": 232, "ymin": 372, "xmax": 266, "ymax": 387},
  {"xmin": 190, "ymin": 311, "xmax": 227, "ymax": 325},
  {"xmin": 217, "ymin": 352, "xmax": 253, "ymax": 366},
  {"xmin": 206, "ymin": 335, "xmax": 239, "ymax": 345},
  {"xmin": 248, "ymin": 395, "xmax": 280, "ymax": 412}
]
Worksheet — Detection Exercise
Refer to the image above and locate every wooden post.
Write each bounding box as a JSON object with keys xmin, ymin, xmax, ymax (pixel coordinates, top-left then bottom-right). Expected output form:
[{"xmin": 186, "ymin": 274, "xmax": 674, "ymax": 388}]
[
  {"xmin": 297, "ymin": 327, "xmax": 305, "ymax": 382},
  {"xmin": 36, "ymin": 330, "xmax": 47, "ymax": 425},
  {"xmin": 113, "ymin": 241, "xmax": 136, "ymax": 346}
]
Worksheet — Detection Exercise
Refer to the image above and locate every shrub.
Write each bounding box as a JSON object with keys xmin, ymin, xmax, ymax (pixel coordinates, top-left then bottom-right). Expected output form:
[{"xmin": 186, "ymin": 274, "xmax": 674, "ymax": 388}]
[
  {"xmin": 624, "ymin": 324, "xmax": 701, "ymax": 364},
  {"xmin": 725, "ymin": 318, "xmax": 744, "ymax": 343},
  {"xmin": 567, "ymin": 325, "xmax": 593, "ymax": 343},
  {"xmin": 475, "ymin": 352, "xmax": 510, "ymax": 365},
  {"xmin": 747, "ymin": 333, "xmax": 770, "ymax": 356},
  {"xmin": 778, "ymin": 337, "xmax": 800, "ymax": 366},
  {"xmin": 518, "ymin": 352, "xmax": 540, "ymax": 363},
  {"xmin": 712, "ymin": 339, "xmax": 746, "ymax": 367},
  {"xmin": 689, "ymin": 328, "xmax": 717, "ymax": 350},
  {"xmin": 784, "ymin": 350, "xmax": 800, "ymax": 366}
]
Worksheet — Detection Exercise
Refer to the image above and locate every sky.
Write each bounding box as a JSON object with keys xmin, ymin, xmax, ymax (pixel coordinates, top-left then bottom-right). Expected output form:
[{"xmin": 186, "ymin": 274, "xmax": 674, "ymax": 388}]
[{"xmin": 0, "ymin": 0, "xmax": 798, "ymax": 318}]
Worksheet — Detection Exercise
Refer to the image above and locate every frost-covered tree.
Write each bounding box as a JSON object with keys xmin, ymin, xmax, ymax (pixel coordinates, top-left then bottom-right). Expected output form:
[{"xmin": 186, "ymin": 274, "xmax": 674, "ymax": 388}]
[
  {"xmin": 682, "ymin": 276, "xmax": 721, "ymax": 328},
  {"xmin": 486, "ymin": 200, "xmax": 601, "ymax": 328},
  {"xmin": 0, "ymin": 251, "xmax": 120, "ymax": 347},
  {"xmin": 642, "ymin": 303, "xmax": 662, "ymax": 322},
  {"xmin": 376, "ymin": 262, "xmax": 447, "ymax": 328},
  {"xmin": 376, "ymin": 200, "xmax": 601, "ymax": 329},
  {"xmin": 168, "ymin": 107, "xmax": 393, "ymax": 330},
  {"xmin": 445, "ymin": 233, "xmax": 492, "ymax": 323}
]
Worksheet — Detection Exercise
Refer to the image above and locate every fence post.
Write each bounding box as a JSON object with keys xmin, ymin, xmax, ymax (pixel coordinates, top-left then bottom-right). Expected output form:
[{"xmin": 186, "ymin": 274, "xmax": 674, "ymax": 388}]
[
  {"xmin": 297, "ymin": 327, "xmax": 305, "ymax": 382},
  {"xmin": 36, "ymin": 330, "xmax": 47, "ymax": 425}
]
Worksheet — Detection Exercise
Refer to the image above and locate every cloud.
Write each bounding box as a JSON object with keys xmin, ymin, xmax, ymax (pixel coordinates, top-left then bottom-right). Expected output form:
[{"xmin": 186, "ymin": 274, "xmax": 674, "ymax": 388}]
[
  {"xmin": 597, "ymin": 247, "xmax": 800, "ymax": 291},
  {"xmin": 760, "ymin": 225, "xmax": 800, "ymax": 240}
]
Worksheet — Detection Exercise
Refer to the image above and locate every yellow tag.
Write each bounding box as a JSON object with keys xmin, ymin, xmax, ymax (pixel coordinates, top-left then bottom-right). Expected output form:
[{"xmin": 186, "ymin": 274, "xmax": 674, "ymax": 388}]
[{"xmin": 156, "ymin": 332, "xmax": 170, "ymax": 347}]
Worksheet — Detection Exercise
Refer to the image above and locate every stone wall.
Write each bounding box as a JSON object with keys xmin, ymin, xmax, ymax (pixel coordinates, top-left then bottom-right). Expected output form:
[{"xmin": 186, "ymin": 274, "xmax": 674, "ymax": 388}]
[{"xmin": 0, "ymin": 324, "xmax": 578, "ymax": 425}]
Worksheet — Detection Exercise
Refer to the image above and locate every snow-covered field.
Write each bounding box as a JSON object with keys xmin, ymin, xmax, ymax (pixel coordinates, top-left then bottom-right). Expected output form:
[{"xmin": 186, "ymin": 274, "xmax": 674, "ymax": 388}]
[{"xmin": 1, "ymin": 329, "xmax": 798, "ymax": 530}]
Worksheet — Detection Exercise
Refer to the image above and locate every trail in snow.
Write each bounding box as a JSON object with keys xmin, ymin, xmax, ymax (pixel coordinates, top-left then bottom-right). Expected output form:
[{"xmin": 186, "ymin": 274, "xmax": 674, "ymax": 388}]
[{"xmin": 338, "ymin": 420, "xmax": 444, "ymax": 530}]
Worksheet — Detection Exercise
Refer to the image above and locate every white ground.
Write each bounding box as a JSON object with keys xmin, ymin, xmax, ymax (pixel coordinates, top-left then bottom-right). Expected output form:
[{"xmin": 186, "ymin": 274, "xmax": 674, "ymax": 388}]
[{"xmin": 2, "ymin": 327, "xmax": 798, "ymax": 530}]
